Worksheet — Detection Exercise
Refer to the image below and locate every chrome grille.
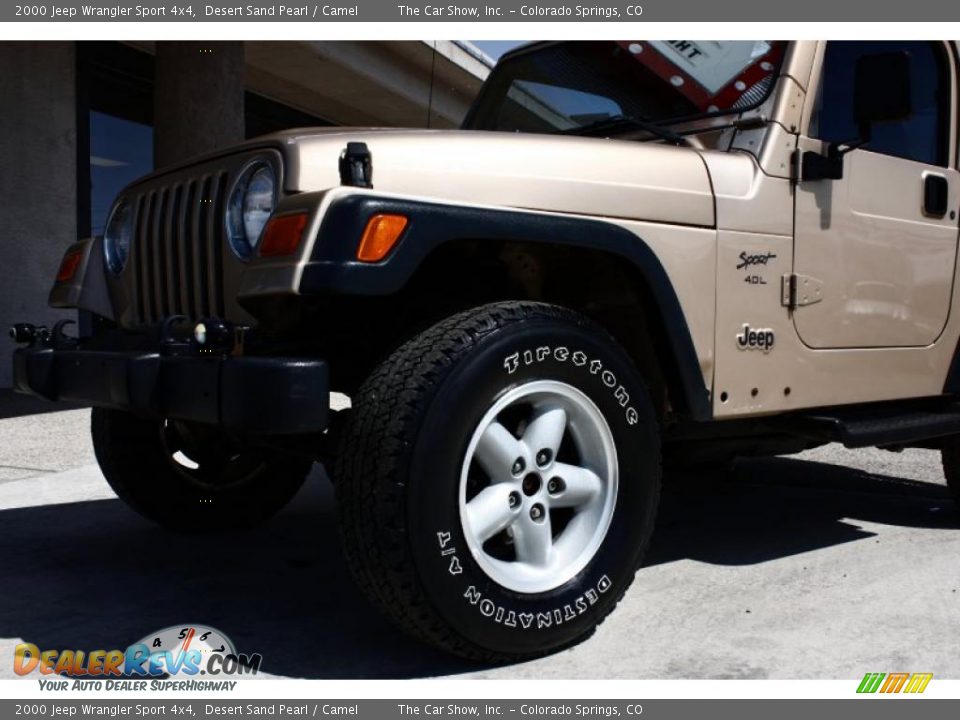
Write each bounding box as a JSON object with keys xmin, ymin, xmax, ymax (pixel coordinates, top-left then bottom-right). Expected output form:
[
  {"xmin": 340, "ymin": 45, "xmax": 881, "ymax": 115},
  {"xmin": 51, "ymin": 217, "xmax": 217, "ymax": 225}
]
[{"xmin": 131, "ymin": 172, "xmax": 229, "ymax": 324}]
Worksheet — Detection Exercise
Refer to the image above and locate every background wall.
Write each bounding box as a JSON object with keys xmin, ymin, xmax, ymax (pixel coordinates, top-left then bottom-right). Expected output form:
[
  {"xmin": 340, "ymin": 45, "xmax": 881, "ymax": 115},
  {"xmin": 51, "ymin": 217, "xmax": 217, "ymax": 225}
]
[{"xmin": 0, "ymin": 42, "xmax": 77, "ymax": 388}]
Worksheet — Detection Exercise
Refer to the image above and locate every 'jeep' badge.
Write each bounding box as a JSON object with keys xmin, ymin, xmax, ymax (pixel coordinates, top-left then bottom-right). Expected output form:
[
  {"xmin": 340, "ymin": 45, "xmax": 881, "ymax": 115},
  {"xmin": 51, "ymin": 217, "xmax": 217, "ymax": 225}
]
[{"xmin": 736, "ymin": 324, "xmax": 775, "ymax": 353}]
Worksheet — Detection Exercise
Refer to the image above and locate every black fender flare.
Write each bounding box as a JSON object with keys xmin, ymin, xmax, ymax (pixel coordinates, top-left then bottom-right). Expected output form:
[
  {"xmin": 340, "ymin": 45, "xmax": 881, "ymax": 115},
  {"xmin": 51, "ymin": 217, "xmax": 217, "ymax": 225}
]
[{"xmin": 300, "ymin": 194, "xmax": 711, "ymax": 420}]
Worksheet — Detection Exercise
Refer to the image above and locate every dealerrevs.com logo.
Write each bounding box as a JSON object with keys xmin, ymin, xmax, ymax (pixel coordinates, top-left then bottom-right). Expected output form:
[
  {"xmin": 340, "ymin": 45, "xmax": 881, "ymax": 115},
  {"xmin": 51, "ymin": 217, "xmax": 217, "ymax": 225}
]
[
  {"xmin": 14, "ymin": 625, "xmax": 262, "ymax": 690},
  {"xmin": 857, "ymin": 672, "xmax": 933, "ymax": 694}
]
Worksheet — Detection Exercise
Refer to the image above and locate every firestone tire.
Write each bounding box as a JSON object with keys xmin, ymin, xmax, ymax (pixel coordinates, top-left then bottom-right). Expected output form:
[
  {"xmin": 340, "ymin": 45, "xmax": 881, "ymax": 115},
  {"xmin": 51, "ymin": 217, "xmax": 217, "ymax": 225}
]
[
  {"xmin": 334, "ymin": 301, "xmax": 661, "ymax": 661},
  {"xmin": 940, "ymin": 437, "xmax": 960, "ymax": 510},
  {"xmin": 91, "ymin": 408, "xmax": 313, "ymax": 532}
]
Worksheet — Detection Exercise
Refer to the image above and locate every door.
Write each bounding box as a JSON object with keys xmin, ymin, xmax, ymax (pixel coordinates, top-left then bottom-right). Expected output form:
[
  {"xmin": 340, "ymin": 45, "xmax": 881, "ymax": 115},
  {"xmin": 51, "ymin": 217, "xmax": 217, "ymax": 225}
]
[{"xmin": 793, "ymin": 41, "xmax": 960, "ymax": 348}]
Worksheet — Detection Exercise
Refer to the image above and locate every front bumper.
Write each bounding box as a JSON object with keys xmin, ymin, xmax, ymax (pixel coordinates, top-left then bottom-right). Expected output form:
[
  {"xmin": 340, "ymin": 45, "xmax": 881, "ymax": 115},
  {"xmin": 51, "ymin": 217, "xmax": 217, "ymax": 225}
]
[{"xmin": 12, "ymin": 341, "xmax": 329, "ymax": 436}]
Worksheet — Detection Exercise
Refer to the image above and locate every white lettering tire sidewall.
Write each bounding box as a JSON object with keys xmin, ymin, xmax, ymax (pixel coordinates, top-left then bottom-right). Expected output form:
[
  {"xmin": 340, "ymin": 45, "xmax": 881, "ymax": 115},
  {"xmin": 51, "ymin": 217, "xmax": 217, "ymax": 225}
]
[{"xmin": 405, "ymin": 318, "xmax": 660, "ymax": 656}]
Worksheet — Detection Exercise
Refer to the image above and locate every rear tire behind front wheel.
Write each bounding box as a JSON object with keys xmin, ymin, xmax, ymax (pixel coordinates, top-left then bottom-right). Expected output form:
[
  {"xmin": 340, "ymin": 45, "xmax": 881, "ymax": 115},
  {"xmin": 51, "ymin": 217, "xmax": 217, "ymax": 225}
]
[{"xmin": 92, "ymin": 408, "xmax": 313, "ymax": 532}]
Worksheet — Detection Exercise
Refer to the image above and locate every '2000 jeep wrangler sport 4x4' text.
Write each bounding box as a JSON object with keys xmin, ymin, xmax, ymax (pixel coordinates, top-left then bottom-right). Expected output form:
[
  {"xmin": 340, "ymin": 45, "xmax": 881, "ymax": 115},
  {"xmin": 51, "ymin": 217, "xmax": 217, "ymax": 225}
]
[{"xmin": 11, "ymin": 40, "xmax": 960, "ymax": 660}]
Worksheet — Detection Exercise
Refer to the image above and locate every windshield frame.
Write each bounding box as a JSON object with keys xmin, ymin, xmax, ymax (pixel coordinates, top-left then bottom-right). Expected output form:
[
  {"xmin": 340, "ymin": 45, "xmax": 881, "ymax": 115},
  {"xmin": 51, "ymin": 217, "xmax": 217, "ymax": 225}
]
[{"xmin": 462, "ymin": 40, "xmax": 788, "ymax": 134}]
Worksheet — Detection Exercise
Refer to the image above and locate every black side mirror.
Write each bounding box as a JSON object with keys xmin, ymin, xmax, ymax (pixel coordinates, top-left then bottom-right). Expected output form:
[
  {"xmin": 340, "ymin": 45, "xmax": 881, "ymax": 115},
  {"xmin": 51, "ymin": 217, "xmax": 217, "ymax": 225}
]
[
  {"xmin": 801, "ymin": 50, "xmax": 913, "ymax": 182},
  {"xmin": 854, "ymin": 51, "xmax": 912, "ymax": 130}
]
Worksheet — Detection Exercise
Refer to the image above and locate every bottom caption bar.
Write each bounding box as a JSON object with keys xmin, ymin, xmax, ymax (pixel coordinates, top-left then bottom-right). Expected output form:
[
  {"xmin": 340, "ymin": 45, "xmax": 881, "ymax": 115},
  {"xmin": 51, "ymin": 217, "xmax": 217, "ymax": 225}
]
[{"xmin": 2, "ymin": 700, "xmax": 959, "ymax": 719}]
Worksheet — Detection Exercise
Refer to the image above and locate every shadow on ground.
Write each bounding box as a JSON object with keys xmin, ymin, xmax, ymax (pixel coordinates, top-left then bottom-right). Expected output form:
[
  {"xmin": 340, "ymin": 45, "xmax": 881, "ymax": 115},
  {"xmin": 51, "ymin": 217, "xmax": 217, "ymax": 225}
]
[
  {"xmin": 0, "ymin": 390, "xmax": 84, "ymax": 420},
  {"xmin": 0, "ymin": 456, "xmax": 956, "ymax": 679},
  {"xmin": 648, "ymin": 456, "xmax": 957, "ymax": 566}
]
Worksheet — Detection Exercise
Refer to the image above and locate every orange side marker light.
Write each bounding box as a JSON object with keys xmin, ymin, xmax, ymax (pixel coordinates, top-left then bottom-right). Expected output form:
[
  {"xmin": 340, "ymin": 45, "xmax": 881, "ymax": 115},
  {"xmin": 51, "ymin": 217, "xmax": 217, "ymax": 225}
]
[{"xmin": 357, "ymin": 214, "xmax": 408, "ymax": 263}]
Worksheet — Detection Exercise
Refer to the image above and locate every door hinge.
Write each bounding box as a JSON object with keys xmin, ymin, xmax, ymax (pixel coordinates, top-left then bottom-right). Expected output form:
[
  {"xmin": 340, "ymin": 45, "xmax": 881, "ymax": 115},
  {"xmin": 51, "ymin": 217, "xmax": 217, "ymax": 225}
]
[{"xmin": 781, "ymin": 273, "xmax": 824, "ymax": 309}]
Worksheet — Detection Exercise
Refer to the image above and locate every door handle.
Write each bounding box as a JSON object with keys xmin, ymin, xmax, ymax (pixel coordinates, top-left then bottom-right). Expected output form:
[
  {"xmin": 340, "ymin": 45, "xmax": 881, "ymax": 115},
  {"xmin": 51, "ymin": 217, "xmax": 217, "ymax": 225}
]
[{"xmin": 923, "ymin": 173, "xmax": 949, "ymax": 218}]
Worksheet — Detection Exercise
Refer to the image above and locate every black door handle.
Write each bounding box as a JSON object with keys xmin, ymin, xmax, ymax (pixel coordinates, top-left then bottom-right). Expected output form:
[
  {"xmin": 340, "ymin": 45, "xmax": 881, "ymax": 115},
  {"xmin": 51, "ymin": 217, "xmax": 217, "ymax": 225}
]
[{"xmin": 924, "ymin": 174, "xmax": 948, "ymax": 217}]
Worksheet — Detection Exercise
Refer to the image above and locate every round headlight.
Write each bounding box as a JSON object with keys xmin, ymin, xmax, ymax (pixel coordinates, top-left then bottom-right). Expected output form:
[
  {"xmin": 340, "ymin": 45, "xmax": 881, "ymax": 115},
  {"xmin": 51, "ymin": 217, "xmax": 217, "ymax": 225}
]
[
  {"xmin": 226, "ymin": 163, "xmax": 276, "ymax": 259},
  {"xmin": 103, "ymin": 200, "xmax": 132, "ymax": 274}
]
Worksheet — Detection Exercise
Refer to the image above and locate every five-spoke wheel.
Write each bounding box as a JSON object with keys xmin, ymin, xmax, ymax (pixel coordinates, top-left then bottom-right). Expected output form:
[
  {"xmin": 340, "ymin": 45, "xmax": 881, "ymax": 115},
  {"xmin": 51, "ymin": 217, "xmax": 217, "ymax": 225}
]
[{"xmin": 460, "ymin": 380, "xmax": 618, "ymax": 593}]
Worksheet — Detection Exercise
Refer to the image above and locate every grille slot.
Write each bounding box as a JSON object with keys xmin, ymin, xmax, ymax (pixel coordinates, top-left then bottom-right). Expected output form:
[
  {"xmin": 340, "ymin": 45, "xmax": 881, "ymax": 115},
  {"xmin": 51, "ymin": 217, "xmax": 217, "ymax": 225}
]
[{"xmin": 133, "ymin": 171, "xmax": 229, "ymax": 324}]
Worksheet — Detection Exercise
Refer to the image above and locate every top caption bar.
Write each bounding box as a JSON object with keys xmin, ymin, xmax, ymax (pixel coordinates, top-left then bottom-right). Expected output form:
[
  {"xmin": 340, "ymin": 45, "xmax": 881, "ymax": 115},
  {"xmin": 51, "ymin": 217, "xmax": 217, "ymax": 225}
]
[{"xmin": 6, "ymin": 0, "xmax": 960, "ymax": 21}]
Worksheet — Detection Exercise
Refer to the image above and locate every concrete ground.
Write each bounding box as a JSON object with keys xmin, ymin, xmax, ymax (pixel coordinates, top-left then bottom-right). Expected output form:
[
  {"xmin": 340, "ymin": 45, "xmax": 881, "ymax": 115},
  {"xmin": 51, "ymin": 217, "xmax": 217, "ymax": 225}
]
[{"xmin": 0, "ymin": 405, "xmax": 958, "ymax": 680}]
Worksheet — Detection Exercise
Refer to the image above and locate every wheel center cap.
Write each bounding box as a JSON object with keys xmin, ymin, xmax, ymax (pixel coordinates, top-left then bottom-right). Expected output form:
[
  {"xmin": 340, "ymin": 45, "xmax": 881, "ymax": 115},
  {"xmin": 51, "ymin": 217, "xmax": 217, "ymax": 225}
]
[{"xmin": 522, "ymin": 473, "xmax": 542, "ymax": 496}]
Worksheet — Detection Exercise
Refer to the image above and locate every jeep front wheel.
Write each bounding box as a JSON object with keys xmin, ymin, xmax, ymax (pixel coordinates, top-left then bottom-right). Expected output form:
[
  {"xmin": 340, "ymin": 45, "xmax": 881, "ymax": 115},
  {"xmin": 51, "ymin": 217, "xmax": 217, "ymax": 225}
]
[{"xmin": 334, "ymin": 301, "xmax": 661, "ymax": 661}]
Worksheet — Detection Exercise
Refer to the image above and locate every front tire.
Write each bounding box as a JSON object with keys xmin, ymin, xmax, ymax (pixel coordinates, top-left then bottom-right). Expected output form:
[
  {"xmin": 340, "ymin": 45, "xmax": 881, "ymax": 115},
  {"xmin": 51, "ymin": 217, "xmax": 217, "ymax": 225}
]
[
  {"xmin": 92, "ymin": 408, "xmax": 313, "ymax": 531},
  {"xmin": 334, "ymin": 302, "xmax": 661, "ymax": 661}
]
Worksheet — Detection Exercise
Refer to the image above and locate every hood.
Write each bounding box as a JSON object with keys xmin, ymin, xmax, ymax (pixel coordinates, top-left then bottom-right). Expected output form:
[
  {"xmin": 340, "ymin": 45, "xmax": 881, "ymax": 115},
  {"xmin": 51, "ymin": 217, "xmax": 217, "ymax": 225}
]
[{"xmin": 284, "ymin": 128, "xmax": 715, "ymax": 228}]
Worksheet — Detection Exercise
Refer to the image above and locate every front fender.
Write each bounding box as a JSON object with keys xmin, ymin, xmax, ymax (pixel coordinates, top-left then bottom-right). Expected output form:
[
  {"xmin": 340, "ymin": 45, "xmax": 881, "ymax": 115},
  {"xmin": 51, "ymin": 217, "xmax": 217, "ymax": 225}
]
[{"xmin": 284, "ymin": 193, "xmax": 711, "ymax": 421}]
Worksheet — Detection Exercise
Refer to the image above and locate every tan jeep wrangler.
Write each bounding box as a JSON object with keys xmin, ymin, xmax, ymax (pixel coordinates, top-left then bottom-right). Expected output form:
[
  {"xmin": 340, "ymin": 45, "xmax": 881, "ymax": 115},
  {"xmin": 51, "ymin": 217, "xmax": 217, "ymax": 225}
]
[{"xmin": 10, "ymin": 40, "xmax": 960, "ymax": 661}]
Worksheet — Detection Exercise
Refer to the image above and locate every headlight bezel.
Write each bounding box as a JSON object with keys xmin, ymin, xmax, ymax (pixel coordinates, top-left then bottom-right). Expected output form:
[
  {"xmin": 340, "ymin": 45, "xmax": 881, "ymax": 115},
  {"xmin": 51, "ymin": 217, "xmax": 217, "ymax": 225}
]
[
  {"xmin": 103, "ymin": 199, "xmax": 133, "ymax": 275},
  {"xmin": 226, "ymin": 160, "xmax": 278, "ymax": 260}
]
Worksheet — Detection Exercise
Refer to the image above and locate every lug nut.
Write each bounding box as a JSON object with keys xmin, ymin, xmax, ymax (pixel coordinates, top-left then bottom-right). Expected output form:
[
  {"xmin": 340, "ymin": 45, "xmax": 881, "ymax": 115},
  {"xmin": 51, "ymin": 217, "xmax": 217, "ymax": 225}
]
[
  {"xmin": 508, "ymin": 491, "xmax": 521, "ymax": 509},
  {"xmin": 512, "ymin": 458, "xmax": 526, "ymax": 475},
  {"xmin": 530, "ymin": 503, "xmax": 545, "ymax": 522},
  {"xmin": 547, "ymin": 477, "xmax": 565, "ymax": 494},
  {"xmin": 536, "ymin": 449, "xmax": 552, "ymax": 467}
]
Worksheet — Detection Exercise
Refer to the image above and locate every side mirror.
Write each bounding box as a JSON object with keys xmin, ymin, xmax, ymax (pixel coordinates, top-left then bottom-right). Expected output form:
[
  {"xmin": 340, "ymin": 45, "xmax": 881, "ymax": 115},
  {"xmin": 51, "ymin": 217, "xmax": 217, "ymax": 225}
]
[
  {"xmin": 853, "ymin": 51, "xmax": 912, "ymax": 129},
  {"xmin": 801, "ymin": 51, "xmax": 913, "ymax": 182}
]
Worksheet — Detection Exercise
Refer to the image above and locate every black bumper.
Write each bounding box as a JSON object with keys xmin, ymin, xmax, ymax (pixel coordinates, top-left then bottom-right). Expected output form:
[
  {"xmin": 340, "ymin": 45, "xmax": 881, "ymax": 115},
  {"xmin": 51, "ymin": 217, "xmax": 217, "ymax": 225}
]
[{"xmin": 13, "ymin": 346, "xmax": 328, "ymax": 435}]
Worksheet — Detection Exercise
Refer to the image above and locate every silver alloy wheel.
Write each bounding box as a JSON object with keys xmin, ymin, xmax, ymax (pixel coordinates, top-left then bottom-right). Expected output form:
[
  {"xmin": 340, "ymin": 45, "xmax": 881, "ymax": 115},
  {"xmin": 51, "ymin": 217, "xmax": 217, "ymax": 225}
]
[{"xmin": 459, "ymin": 380, "xmax": 619, "ymax": 594}]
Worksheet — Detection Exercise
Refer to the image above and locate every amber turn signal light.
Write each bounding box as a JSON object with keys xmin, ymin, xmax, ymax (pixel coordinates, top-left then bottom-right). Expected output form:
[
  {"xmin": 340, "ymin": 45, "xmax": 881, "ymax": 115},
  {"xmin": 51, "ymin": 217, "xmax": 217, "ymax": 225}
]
[
  {"xmin": 260, "ymin": 213, "xmax": 309, "ymax": 258},
  {"xmin": 357, "ymin": 214, "xmax": 408, "ymax": 263},
  {"xmin": 56, "ymin": 249, "xmax": 83, "ymax": 283}
]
